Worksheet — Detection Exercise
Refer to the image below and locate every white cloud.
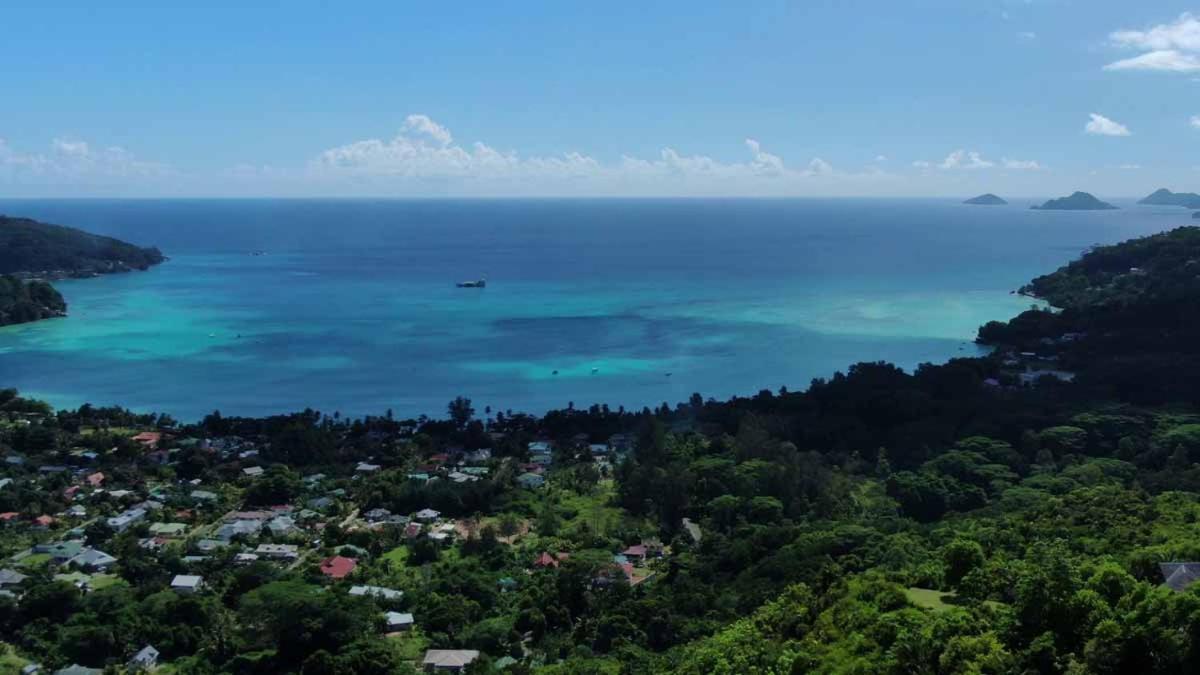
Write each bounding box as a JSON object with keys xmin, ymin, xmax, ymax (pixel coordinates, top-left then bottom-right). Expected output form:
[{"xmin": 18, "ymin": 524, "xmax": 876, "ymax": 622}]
[
  {"xmin": 1104, "ymin": 50, "xmax": 1200, "ymax": 72},
  {"xmin": 1018, "ymin": 31, "xmax": 1037, "ymax": 40},
  {"xmin": 939, "ymin": 150, "xmax": 994, "ymax": 170},
  {"xmin": 1085, "ymin": 113, "xmax": 1131, "ymax": 136},
  {"xmin": 1106, "ymin": 14, "xmax": 1200, "ymax": 72},
  {"xmin": 0, "ymin": 136, "xmax": 169, "ymax": 182},
  {"xmin": 1002, "ymin": 158, "xmax": 1042, "ymax": 170},
  {"xmin": 1190, "ymin": 115, "xmax": 1200, "ymax": 129}
]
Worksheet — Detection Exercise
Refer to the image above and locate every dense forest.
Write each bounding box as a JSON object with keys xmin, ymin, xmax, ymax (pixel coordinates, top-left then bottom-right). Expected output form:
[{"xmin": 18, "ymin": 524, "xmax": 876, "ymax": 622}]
[
  {"xmin": 0, "ymin": 216, "xmax": 164, "ymax": 276},
  {"xmin": 3, "ymin": 228, "xmax": 1200, "ymax": 673},
  {"xmin": 0, "ymin": 275, "xmax": 66, "ymax": 327}
]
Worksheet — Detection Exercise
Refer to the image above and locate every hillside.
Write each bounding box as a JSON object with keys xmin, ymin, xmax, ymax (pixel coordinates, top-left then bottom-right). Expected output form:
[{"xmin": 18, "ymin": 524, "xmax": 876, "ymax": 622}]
[
  {"xmin": 1031, "ymin": 191, "xmax": 1117, "ymax": 211},
  {"xmin": 0, "ymin": 215, "xmax": 165, "ymax": 277},
  {"xmin": 963, "ymin": 193, "xmax": 1006, "ymax": 205},
  {"xmin": 0, "ymin": 275, "xmax": 67, "ymax": 326},
  {"xmin": 1139, "ymin": 188, "xmax": 1200, "ymax": 209}
]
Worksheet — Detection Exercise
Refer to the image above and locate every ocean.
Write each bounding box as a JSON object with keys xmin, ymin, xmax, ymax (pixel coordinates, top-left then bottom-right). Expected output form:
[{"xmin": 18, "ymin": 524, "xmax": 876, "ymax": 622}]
[{"xmin": 0, "ymin": 198, "xmax": 1189, "ymax": 421}]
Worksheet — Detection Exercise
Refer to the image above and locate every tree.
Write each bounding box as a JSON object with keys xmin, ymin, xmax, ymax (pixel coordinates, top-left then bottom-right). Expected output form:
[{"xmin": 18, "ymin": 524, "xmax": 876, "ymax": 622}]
[{"xmin": 448, "ymin": 396, "xmax": 475, "ymax": 430}]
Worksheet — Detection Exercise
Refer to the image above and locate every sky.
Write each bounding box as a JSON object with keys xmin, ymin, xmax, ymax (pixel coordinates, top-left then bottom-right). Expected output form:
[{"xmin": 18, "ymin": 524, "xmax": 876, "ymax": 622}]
[{"xmin": 1, "ymin": 1, "xmax": 1199, "ymax": 198}]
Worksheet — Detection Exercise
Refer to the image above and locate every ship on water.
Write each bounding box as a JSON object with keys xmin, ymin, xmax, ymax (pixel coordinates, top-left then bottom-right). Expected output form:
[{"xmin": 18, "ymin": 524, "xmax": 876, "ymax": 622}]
[{"xmin": 456, "ymin": 278, "xmax": 486, "ymax": 288}]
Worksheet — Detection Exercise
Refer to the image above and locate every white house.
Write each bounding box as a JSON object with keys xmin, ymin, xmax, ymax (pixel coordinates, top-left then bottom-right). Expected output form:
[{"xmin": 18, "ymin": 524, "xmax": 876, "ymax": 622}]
[
  {"xmin": 385, "ymin": 611, "xmax": 414, "ymax": 631},
  {"xmin": 170, "ymin": 574, "xmax": 203, "ymax": 594}
]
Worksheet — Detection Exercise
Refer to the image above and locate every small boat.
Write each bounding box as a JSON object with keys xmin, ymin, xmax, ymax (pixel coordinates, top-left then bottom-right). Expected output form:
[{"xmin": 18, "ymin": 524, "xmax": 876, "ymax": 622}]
[{"xmin": 456, "ymin": 278, "xmax": 487, "ymax": 288}]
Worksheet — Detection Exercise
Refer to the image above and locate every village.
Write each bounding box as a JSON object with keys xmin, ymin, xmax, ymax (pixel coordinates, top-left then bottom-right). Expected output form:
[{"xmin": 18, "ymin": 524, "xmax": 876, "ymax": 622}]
[{"xmin": 0, "ymin": 402, "xmax": 698, "ymax": 674}]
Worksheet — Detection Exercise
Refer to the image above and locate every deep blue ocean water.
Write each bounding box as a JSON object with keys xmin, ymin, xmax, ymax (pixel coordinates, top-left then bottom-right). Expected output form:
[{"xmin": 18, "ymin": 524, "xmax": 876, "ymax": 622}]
[{"xmin": 0, "ymin": 198, "xmax": 1190, "ymax": 421}]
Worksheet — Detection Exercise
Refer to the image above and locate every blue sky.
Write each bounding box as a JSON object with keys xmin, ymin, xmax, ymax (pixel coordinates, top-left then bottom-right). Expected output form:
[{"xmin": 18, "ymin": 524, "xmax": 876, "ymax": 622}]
[{"xmin": 1, "ymin": 1, "xmax": 1198, "ymax": 197}]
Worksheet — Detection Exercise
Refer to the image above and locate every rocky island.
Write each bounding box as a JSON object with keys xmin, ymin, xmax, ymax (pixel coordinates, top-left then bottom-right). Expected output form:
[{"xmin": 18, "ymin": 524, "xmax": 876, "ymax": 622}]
[
  {"xmin": 1031, "ymin": 191, "xmax": 1117, "ymax": 211},
  {"xmin": 963, "ymin": 193, "xmax": 1007, "ymax": 205},
  {"xmin": 1138, "ymin": 188, "xmax": 1200, "ymax": 209},
  {"xmin": 0, "ymin": 215, "xmax": 165, "ymax": 327}
]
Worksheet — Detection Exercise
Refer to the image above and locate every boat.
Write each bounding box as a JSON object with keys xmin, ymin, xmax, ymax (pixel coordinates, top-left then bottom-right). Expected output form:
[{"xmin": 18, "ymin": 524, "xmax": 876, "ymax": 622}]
[{"xmin": 456, "ymin": 278, "xmax": 487, "ymax": 288}]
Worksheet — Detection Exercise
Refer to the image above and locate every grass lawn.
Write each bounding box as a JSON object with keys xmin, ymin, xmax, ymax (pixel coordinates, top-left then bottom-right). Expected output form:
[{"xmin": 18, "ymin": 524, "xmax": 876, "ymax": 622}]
[
  {"xmin": 387, "ymin": 628, "xmax": 430, "ymax": 662},
  {"xmin": 90, "ymin": 574, "xmax": 124, "ymax": 590},
  {"xmin": 905, "ymin": 587, "xmax": 957, "ymax": 612},
  {"xmin": 381, "ymin": 546, "xmax": 409, "ymax": 565},
  {"xmin": 17, "ymin": 553, "xmax": 50, "ymax": 569},
  {"xmin": 557, "ymin": 484, "xmax": 631, "ymax": 537},
  {"xmin": 0, "ymin": 642, "xmax": 30, "ymax": 674}
]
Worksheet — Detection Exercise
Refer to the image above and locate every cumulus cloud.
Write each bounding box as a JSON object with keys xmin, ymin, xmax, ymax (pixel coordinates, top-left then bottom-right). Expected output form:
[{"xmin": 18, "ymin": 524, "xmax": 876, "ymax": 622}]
[
  {"xmin": 0, "ymin": 136, "xmax": 169, "ymax": 181},
  {"xmin": 1085, "ymin": 113, "xmax": 1131, "ymax": 137},
  {"xmin": 911, "ymin": 149, "xmax": 1040, "ymax": 172},
  {"xmin": 1190, "ymin": 115, "xmax": 1200, "ymax": 129},
  {"xmin": 305, "ymin": 115, "xmax": 865, "ymax": 196},
  {"xmin": 1105, "ymin": 13, "xmax": 1200, "ymax": 72}
]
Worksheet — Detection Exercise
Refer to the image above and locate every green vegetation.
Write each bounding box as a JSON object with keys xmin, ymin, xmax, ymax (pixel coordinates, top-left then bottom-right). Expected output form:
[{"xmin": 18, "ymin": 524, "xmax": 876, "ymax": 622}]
[
  {"xmin": 0, "ymin": 215, "xmax": 164, "ymax": 276},
  {"xmin": 964, "ymin": 193, "xmax": 1007, "ymax": 205},
  {"xmin": 0, "ymin": 275, "xmax": 66, "ymax": 327},
  {"xmin": 6, "ymin": 226, "xmax": 1200, "ymax": 672},
  {"xmin": 1139, "ymin": 188, "xmax": 1200, "ymax": 209}
]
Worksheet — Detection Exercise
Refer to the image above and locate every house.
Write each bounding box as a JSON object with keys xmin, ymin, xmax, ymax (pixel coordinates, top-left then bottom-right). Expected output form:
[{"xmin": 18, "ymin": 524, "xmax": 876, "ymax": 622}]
[
  {"xmin": 1161, "ymin": 562, "xmax": 1200, "ymax": 592},
  {"xmin": 255, "ymin": 543, "xmax": 300, "ymax": 560},
  {"xmin": 54, "ymin": 666, "xmax": 103, "ymax": 675},
  {"xmin": 215, "ymin": 519, "xmax": 262, "ymax": 541},
  {"xmin": 319, "ymin": 555, "xmax": 357, "ymax": 579},
  {"xmin": 170, "ymin": 574, "xmax": 203, "ymax": 594},
  {"xmin": 0, "ymin": 568, "xmax": 28, "ymax": 589},
  {"xmin": 403, "ymin": 523, "xmax": 423, "ymax": 539},
  {"xmin": 194, "ymin": 539, "xmax": 228, "ymax": 553},
  {"xmin": 67, "ymin": 505, "xmax": 87, "ymax": 518},
  {"xmin": 385, "ymin": 611, "xmax": 414, "ymax": 631},
  {"xmin": 464, "ymin": 448, "xmax": 492, "ymax": 464},
  {"xmin": 131, "ymin": 431, "xmax": 162, "ymax": 449},
  {"xmin": 190, "ymin": 490, "xmax": 218, "ymax": 503},
  {"xmin": 242, "ymin": 466, "xmax": 264, "ymax": 477},
  {"xmin": 427, "ymin": 531, "xmax": 450, "ymax": 545},
  {"xmin": 235, "ymin": 553, "xmax": 260, "ymax": 565},
  {"xmin": 69, "ymin": 549, "xmax": 118, "ymax": 572},
  {"xmin": 0, "ymin": 478, "xmax": 11, "ymax": 489},
  {"xmin": 355, "ymin": 462, "xmax": 381, "ymax": 473},
  {"xmin": 127, "ymin": 644, "xmax": 159, "ymax": 671},
  {"xmin": 415, "ymin": 508, "xmax": 440, "ymax": 522},
  {"xmin": 448, "ymin": 471, "xmax": 478, "ymax": 483},
  {"xmin": 0, "ymin": 512, "xmax": 18, "ymax": 524},
  {"xmin": 266, "ymin": 515, "xmax": 297, "ymax": 535},
  {"xmin": 422, "ymin": 650, "xmax": 481, "ymax": 672},
  {"xmin": 33, "ymin": 515, "xmax": 56, "ymax": 529},
  {"xmin": 534, "ymin": 551, "xmax": 569, "ymax": 569},
  {"xmin": 682, "ymin": 518, "xmax": 702, "ymax": 544},
  {"xmin": 34, "ymin": 540, "xmax": 85, "ymax": 563},
  {"xmin": 351, "ymin": 584, "xmax": 403, "ymax": 600},
  {"xmin": 307, "ymin": 496, "xmax": 334, "ymax": 511},
  {"xmin": 517, "ymin": 472, "xmax": 545, "ymax": 489},
  {"xmin": 528, "ymin": 441, "xmax": 552, "ymax": 454},
  {"xmin": 149, "ymin": 522, "xmax": 188, "ymax": 538},
  {"xmin": 107, "ymin": 507, "xmax": 147, "ymax": 532},
  {"xmin": 85, "ymin": 472, "xmax": 104, "ymax": 487},
  {"xmin": 589, "ymin": 443, "xmax": 610, "ymax": 455},
  {"xmin": 364, "ymin": 508, "xmax": 392, "ymax": 521}
]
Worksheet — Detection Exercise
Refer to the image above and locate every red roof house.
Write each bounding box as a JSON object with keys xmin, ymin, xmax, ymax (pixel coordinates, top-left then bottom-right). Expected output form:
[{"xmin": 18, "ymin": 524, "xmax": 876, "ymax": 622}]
[
  {"xmin": 131, "ymin": 431, "xmax": 163, "ymax": 449},
  {"xmin": 33, "ymin": 515, "xmax": 56, "ymax": 528},
  {"xmin": 0, "ymin": 512, "xmax": 19, "ymax": 523},
  {"xmin": 319, "ymin": 555, "xmax": 357, "ymax": 579},
  {"xmin": 86, "ymin": 472, "xmax": 105, "ymax": 487}
]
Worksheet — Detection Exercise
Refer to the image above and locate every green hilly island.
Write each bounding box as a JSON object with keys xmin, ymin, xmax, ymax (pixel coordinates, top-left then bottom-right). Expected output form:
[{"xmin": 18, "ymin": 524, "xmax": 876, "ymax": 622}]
[
  {"xmin": 1031, "ymin": 191, "xmax": 1117, "ymax": 211},
  {"xmin": 0, "ymin": 216, "xmax": 165, "ymax": 327}
]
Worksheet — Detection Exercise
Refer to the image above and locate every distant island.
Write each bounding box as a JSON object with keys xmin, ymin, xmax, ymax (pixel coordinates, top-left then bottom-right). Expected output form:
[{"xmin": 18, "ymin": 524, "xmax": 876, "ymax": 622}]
[
  {"xmin": 1030, "ymin": 191, "xmax": 1117, "ymax": 211},
  {"xmin": 963, "ymin": 193, "xmax": 1007, "ymax": 205},
  {"xmin": 1138, "ymin": 188, "xmax": 1200, "ymax": 209},
  {"xmin": 0, "ymin": 216, "xmax": 165, "ymax": 327}
]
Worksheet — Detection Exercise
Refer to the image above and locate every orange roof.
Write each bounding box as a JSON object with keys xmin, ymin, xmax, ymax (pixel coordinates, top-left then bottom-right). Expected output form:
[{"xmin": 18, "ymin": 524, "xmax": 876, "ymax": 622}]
[
  {"xmin": 319, "ymin": 555, "xmax": 357, "ymax": 579},
  {"xmin": 34, "ymin": 515, "xmax": 55, "ymax": 526},
  {"xmin": 131, "ymin": 431, "xmax": 162, "ymax": 447},
  {"xmin": 0, "ymin": 512, "xmax": 19, "ymax": 522},
  {"xmin": 86, "ymin": 472, "xmax": 105, "ymax": 486}
]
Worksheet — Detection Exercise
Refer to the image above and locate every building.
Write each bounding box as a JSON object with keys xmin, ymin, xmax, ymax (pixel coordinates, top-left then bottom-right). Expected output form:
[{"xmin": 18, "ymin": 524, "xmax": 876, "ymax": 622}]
[
  {"xmin": 215, "ymin": 519, "xmax": 262, "ymax": 541},
  {"xmin": 242, "ymin": 466, "xmax": 264, "ymax": 477},
  {"xmin": 0, "ymin": 568, "xmax": 28, "ymax": 589},
  {"xmin": 68, "ymin": 549, "xmax": 118, "ymax": 572},
  {"xmin": 350, "ymin": 585, "xmax": 403, "ymax": 601},
  {"xmin": 127, "ymin": 645, "xmax": 159, "ymax": 671},
  {"xmin": 517, "ymin": 472, "xmax": 545, "ymax": 489},
  {"xmin": 385, "ymin": 611, "xmax": 414, "ymax": 631},
  {"xmin": 422, "ymin": 650, "xmax": 481, "ymax": 672},
  {"xmin": 319, "ymin": 555, "xmax": 357, "ymax": 579},
  {"xmin": 107, "ymin": 507, "xmax": 147, "ymax": 532},
  {"xmin": 170, "ymin": 574, "xmax": 204, "ymax": 594},
  {"xmin": 415, "ymin": 508, "xmax": 440, "ymax": 522},
  {"xmin": 190, "ymin": 490, "xmax": 218, "ymax": 503},
  {"xmin": 266, "ymin": 515, "xmax": 297, "ymax": 535},
  {"xmin": 149, "ymin": 522, "xmax": 188, "ymax": 538},
  {"xmin": 255, "ymin": 543, "xmax": 299, "ymax": 560},
  {"xmin": 1161, "ymin": 562, "xmax": 1200, "ymax": 592},
  {"xmin": 356, "ymin": 462, "xmax": 381, "ymax": 473}
]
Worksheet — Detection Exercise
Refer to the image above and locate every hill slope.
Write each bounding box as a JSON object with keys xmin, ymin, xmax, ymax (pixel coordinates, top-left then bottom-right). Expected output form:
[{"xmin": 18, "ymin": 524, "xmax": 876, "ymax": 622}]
[{"xmin": 0, "ymin": 215, "xmax": 165, "ymax": 277}]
